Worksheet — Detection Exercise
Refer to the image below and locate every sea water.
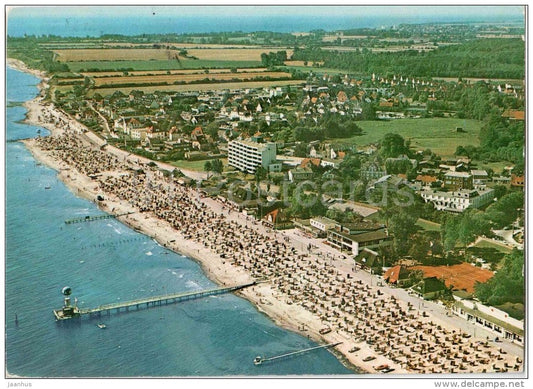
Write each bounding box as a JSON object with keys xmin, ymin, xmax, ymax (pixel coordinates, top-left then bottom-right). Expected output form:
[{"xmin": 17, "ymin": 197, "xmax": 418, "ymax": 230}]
[
  {"xmin": 5, "ymin": 66, "xmax": 354, "ymax": 377},
  {"xmin": 6, "ymin": 7, "xmax": 523, "ymax": 38}
]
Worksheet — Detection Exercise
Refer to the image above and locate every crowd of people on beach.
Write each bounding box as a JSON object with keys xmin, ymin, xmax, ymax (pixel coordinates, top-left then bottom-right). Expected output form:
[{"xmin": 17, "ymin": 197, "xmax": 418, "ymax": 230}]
[{"xmin": 33, "ymin": 127, "xmax": 522, "ymax": 374}]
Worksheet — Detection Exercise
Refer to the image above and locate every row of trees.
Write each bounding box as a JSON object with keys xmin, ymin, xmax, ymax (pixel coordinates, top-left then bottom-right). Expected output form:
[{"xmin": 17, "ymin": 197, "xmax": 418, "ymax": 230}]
[
  {"xmin": 293, "ymin": 116, "xmax": 363, "ymax": 142},
  {"xmin": 260, "ymin": 51, "xmax": 288, "ymax": 67},
  {"xmin": 291, "ymin": 38, "xmax": 525, "ymax": 79},
  {"xmin": 474, "ymin": 250, "xmax": 524, "ymax": 306},
  {"xmin": 440, "ymin": 191, "xmax": 524, "ymax": 251}
]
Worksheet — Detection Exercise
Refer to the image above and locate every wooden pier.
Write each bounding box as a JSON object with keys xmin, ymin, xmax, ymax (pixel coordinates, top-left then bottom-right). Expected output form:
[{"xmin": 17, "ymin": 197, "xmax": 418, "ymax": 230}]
[
  {"xmin": 54, "ymin": 282, "xmax": 255, "ymax": 321},
  {"xmin": 253, "ymin": 342, "xmax": 342, "ymax": 365},
  {"xmin": 64, "ymin": 212, "xmax": 134, "ymax": 224}
]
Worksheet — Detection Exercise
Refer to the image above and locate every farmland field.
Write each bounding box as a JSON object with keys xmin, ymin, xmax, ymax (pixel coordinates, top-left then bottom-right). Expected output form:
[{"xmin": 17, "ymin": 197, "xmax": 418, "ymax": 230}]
[
  {"xmin": 92, "ymin": 71, "xmax": 293, "ymax": 87},
  {"xmin": 284, "ymin": 60, "xmax": 324, "ymax": 67},
  {"xmin": 81, "ymin": 68, "xmax": 269, "ymax": 77},
  {"xmin": 185, "ymin": 48, "xmax": 293, "ymax": 61},
  {"xmin": 55, "ymin": 48, "xmax": 184, "ymax": 62},
  {"xmin": 330, "ymin": 118, "xmax": 482, "ymax": 157},
  {"xmin": 55, "ymin": 47, "xmax": 292, "ymax": 63},
  {"xmin": 66, "ymin": 59, "xmax": 263, "ymax": 72},
  {"xmin": 102, "ymin": 42, "xmax": 288, "ymax": 49},
  {"xmin": 83, "ymin": 79, "xmax": 305, "ymax": 96}
]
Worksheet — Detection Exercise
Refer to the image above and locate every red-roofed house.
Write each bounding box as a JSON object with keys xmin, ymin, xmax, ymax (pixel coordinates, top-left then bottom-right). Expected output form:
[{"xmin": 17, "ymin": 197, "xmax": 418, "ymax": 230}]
[
  {"xmin": 191, "ymin": 126, "xmax": 204, "ymax": 139},
  {"xmin": 416, "ymin": 174, "xmax": 438, "ymax": 188},
  {"xmin": 262, "ymin": 208, "xmax": 292, "ymax": 229},
  {"xmin": 300, "ymin": 158, "xmax": 321, "ymax": 169},
  {"xmin": 384, "ymin": 265, "xmax": 411, "ymax": 286},
  {"xmin": 511, "ymin": 174, "xmax": 524, "ymax": 188},
  {"xmin": 337, "ymin": 91, "xmax": 348, "ymax": 103},
  {"xmin": 502, "ymin": 109, "xmax": 525, "ymax": 121}
]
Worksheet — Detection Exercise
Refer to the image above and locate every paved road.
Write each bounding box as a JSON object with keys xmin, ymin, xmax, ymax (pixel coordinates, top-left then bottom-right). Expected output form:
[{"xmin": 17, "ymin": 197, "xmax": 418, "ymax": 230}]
[{"xmin": 493, "ymin": 229, "xmax": 523, "ymax": 250}]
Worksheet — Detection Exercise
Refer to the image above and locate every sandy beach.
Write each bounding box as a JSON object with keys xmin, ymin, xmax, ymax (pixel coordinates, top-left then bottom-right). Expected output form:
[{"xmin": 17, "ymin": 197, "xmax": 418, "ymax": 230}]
[{"xmin": 10, "ymin": 59, "xmax": 523, "ymax": 376}]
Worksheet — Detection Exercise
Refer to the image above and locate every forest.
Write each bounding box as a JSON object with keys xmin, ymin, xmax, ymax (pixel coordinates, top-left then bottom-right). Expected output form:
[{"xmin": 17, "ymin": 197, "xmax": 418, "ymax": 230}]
[{"xmin": 291, "ymin": 38, "xmax": 525, "ymax": 79}]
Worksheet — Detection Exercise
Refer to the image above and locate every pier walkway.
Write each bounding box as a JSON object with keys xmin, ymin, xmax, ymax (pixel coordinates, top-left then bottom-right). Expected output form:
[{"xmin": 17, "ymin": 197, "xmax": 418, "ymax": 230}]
[
  {"xmin": 76, "ymin": 282, "xmax": 256, "ymax": 318},
  {"xmin": 254, "ymin": 342, "xmax": 342, "ymax": 365},
  {"xmin": 64, "ymin": 212, "xmax": 134, "ymax": 224}
]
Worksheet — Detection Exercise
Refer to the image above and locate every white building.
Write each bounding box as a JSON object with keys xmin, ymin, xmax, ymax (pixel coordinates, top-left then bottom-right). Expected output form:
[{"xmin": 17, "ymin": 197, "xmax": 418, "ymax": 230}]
[
  {"xmin": 310, "ymin": 217, "xmax": 337, "ymax": 232},
  {"xmin": 420, "ymin": 188, "xmax": 494, "ymax": 213},
  {"xmin": 228, "ymin": 139, "xmax": 279, "ymax": 174},
  {"xmin": 452, "ymin": 298, "xmax": 523, "ymax": 344}
]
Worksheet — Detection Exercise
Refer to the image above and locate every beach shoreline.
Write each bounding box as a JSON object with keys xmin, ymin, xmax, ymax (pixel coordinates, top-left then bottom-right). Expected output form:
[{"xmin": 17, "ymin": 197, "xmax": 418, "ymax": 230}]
[
  {"xmin": 13, "ymin": 62, "xmax": 365, "ymax": 374},
  {"xmin": 9, "ymin": 59, "xmax": 523, "ymax": 376}
]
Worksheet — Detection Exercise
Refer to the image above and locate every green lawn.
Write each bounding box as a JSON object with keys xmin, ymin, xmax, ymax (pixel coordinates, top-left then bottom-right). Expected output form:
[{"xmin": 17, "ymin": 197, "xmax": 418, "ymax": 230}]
[
  {"xmin": 170, "ymin": 160, "xmax": 210, "ymax": 172},
  {"xmin": 170, "ymin": 158, "xmax": 228, "ymax": 172},
  {"xmin": 330, "ymin": 118, "xmax": 482, "ymax": 157},
  {"xmin": 473, "ymin": 238, "xmax": 512, "ymax": 254},
  {"xmin": 67, "ymin": 59, "xmax": 263, "ymax": 72},
  {"xmin": 477, "ymin": 161, "xmax": 514, "ymax": 175},
  {"xmin": 416, "ymin": 218, "xmax": 441, "ymax": 232}
]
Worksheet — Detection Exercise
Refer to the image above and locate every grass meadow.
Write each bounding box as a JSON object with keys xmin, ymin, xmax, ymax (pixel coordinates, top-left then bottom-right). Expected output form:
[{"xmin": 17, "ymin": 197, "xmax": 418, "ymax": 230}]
[{"xmin": 331, "ymin": 118, "xmax": 483, "ymax": 157}]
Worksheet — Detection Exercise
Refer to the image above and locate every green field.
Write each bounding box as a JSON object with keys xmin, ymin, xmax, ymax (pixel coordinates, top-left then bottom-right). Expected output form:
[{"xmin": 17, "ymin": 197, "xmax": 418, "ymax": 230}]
[
  {"xmin": 67, "ymin": 59, "xmax": 263, "ymax": 72},
  {"xmin": 170, "ymin": 160, "xmax": 210, "ymax": 172},
  {"xmin": 416, "ymin": 218, "xmax": 441, "ymax": 232},
  {"xmin": 170, "ymin": 158, "xmax": 228, "ymax": 172},
  {"xmin": 331, "ymin": 118, "xmax": 482, "ymax": 157},
  {"xmin": 473, "ymin": 238, "xmax": 512, "ymax": 254},
  {"xmin": 478, "ymin": 161, "xmax": 514, "ymax": 175}
]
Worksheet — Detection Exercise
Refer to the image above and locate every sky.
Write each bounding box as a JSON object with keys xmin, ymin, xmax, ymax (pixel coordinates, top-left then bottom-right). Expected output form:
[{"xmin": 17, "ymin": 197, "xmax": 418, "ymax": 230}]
[{"xmin": 7, "ymin": 4, "xmax": 525, "ymax": 21}]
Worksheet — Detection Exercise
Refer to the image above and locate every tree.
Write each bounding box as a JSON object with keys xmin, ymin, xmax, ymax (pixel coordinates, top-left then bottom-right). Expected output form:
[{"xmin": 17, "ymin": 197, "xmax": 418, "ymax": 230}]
[
  {"xmin": 205, "ymin": 121, "xmax": 220, "ymax": 140},
  {"xmin": 254, "ymin": 166, "xmax": 267, "ymax": 183},
  {"xmin": 211, "ymin": 159, "xmax": 223, "ymax": 174},
  {"xmin": 408, "ymin": 232, "xmax": 432, "ymax": 262},
  {"xmin": 294, "ymin": 143, "xmax": 308, "ymax": 157},
  {"xmin": 484, "ymin": 191, "xmax": 524, "ymax": 228},
  {"xmin": 475, "ymin": 249, "xmax": 524, "ymax": 305},
  {"xmin": 204, "ymin": 160, "xmax": 212, "ymax": 176},
  {"xmin": 361, "ymin": 102, "xmax": 376, "ymax": 120},
  {"xmin": 379, "ymin": 133, "xmax": 410, "ymax": 159},
  {"xmin": 338, "ymin": 154, "xmax": 361, "ymax": 180},
  {"xmin": 388, "ymin": 209, "xmax": 419, "ymax": 256}
]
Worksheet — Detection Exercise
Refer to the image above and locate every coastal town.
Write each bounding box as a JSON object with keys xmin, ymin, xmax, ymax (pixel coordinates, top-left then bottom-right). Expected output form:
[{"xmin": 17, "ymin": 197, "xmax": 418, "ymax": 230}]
[{"xmin": 6, "ymin": 11, "xmax": 525, "ymax": 378}]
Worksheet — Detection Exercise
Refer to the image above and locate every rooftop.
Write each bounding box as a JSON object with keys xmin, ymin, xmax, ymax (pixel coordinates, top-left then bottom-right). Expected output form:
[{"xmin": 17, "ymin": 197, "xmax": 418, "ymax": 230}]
[
  {"xmin": 330, "ymin": 228, "xmax": 388, "ymax": 244},
  {"xmin": 445, "ymin": 171, "xmax": 471, "ymax": 178}
]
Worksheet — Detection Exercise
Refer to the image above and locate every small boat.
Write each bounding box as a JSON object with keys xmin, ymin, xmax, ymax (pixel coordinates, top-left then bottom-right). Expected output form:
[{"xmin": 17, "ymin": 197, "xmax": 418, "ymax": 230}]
[
  {"xmin": 319, "ymin": 327, "xmax": 332, "ymax": 335},
  {"xmin": 348, "ymin": 347, "xmax": 360, "ymax": 353},
  {"xmin": 97, "ymin": 323, "xmax": 107, "ymax": 329},
  {"xmin": 374, "ymin": 364, "xmax": 389, "ymax": 371},
  {"xmin": 253, "ymin": 356, "xmax": 263, "ymax": 365},
  {"xmin": 363, "ymin": 356, "xmax": 376, "ymax": 362},
  {"xmin": 45, "ymin": 186, "xmax": 51, "ymax": 190},
  {"xmin": 382, "ymin": 367, "xmax": 395, "ymax": 374}
]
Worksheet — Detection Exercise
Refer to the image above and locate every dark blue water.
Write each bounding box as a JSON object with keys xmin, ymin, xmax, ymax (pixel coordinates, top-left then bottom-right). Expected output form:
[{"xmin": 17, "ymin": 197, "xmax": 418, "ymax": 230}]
[
  {"xmin": 5, "ymin": 66, "xmax": 354, "ymax": 377},
  {"xmin": 7, "ymin": 6, "xmax": 524, "ymax": 37}
]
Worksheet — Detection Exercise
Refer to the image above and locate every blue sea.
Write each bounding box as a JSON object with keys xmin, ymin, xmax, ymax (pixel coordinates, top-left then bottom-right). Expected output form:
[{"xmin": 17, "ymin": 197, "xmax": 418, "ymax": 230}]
[
  {"xmin": 5, "ymin": 66, "xmax": 354, "ymax": 377},
  {"xmin": 6, "ymin": 6, "xmax": 524, "ymax": 37}
]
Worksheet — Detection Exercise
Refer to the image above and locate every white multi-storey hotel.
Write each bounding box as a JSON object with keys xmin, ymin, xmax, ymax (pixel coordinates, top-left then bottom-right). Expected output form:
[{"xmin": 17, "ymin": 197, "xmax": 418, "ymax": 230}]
[
  {"xmin": 420, "ymin": 188, "xmax": 494, "ymax": 213},
  {"xmin": 228, "ymin": 139, "xmax": 280, "ymax": 173}
]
